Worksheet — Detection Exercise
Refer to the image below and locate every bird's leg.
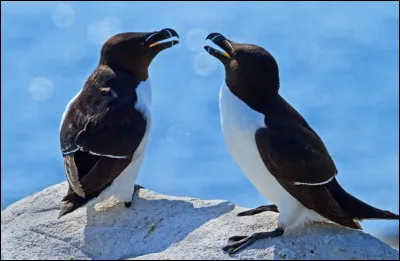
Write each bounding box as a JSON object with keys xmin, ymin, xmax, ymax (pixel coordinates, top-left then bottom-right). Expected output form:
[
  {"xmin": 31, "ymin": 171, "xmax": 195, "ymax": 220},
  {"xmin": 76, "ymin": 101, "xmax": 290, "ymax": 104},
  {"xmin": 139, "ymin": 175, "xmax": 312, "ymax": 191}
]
[
  {"xmin": 133, "ymin": 184, "xmax": 144, "ymax": 195},
  {"xmin": 124, "ymin": 184, "xmax": 144, "ymax": 208},
  {"xmin": 237, "ymin": 204, "xmax": 279, "ymax": 216},
  {"xmin": 223, "ymin": 228, "xmax": 284, "ymax": 255}
]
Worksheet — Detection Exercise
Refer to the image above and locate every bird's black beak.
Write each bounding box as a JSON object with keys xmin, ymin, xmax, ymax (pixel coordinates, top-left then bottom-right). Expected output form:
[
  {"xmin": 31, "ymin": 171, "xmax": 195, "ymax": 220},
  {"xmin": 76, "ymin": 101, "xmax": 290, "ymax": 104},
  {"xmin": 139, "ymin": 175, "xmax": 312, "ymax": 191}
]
[
  {"xmin": 204, "ymin": 33, "xmax": 234, "ymax": 64},
  {"xmin": 144, "ymin": 28, "xmax": 179, "ymax": 52}
]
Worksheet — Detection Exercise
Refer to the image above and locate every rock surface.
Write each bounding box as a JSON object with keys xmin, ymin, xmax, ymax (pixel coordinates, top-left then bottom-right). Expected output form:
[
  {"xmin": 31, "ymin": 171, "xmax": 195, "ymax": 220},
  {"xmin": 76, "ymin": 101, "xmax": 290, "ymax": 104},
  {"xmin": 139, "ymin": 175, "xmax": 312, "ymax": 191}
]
[{"xmin": 1, "ymin": 182, "xmax": 399, "ymax": 260}]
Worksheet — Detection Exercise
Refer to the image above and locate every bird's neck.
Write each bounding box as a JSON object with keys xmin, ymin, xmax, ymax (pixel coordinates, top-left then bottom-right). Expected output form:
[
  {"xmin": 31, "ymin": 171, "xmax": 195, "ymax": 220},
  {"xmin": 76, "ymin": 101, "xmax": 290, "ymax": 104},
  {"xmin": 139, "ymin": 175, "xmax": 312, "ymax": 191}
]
[
  {"xmin": 264, "ymin": 95, "xmax": 311, "ymax": 129},
  {"xmin": 227, "ymin": 81, "xmax": 279, "ymax": 115},
  {"xmin": 98, "ymin": 60, "xmax": 149, "ymax": 82}
]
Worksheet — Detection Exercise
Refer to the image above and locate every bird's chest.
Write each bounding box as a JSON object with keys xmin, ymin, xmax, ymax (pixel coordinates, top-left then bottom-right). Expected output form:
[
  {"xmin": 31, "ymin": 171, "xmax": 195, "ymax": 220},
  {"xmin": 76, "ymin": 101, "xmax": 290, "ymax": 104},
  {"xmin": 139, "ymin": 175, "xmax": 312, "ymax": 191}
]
[
  {"xmin": 219, "ymin": 83, "xmax": 264, "ymax": 160},
  {"xmin": 134, "ymin": 79, "xmax": 152, "ymax": 123},
  {"xmin": 133, "ymin": 80, "xmax": 152, "ymax": 154},
  {"xmin": 219, "ymin": 83, "xmax": 281, "ymax": 202}
]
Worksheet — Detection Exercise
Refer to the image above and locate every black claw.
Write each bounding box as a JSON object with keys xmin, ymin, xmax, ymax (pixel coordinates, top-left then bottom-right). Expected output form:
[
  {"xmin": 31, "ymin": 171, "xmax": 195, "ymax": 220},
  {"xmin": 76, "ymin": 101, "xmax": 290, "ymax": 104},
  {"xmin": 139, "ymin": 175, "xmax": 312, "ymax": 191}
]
[
  {"xmin": 228, "ymin": 235, "xmax": 247, "ymax": 243},
  {"xmin": 223, "ymin": 229, "xmax": 284, "ymax": 255},
  {"xmin": 222, "ymin": 244, "xmax": 232, "ymax": 252},
  {"xmin": 124, "ymin": 201, "xmax": 132, "ymax": 208},
  {"xmin": 237, "ymin": 210, "xmax": 254, "ymax": 216},
  {"xmin": 237, "ymin": 204, "xmax": 279, "ymax": 216},
  {"xmin": 223, "ymin": 236, "xmax": 255, "ymax": 254}
]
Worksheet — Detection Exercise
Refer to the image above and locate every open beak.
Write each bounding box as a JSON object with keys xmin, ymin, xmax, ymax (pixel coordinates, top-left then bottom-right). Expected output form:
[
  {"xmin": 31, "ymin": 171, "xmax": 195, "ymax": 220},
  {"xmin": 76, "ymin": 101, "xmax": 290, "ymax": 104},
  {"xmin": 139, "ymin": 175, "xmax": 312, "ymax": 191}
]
[
  {"xmin": 144, "ymin": 28, "xmax": 179, "ymax": 52},
  {"xmin": 204, "ymin": 33, "xmax": 234, "ymax": 63}
]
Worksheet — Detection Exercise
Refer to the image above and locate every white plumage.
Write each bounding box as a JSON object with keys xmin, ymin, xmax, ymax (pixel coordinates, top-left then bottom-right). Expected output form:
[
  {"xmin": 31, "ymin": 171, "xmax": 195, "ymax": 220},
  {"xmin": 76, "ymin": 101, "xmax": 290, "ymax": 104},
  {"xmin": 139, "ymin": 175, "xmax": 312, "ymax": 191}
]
[
  {"xmin": 219, "ymin": 82, "xmax": 326, "ymax": 231},
  {"xmin": 60, "ymin": 90, "xmax": 82, "ymax": 132}
]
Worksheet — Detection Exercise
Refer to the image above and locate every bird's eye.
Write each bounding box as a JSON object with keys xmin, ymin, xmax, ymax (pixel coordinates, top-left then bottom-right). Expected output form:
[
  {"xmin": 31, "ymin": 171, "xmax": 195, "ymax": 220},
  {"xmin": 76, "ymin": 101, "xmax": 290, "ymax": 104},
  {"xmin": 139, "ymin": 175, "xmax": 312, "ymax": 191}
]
[
  {"xmin": 99, "ymin": 87, "xmax": 111, "ymax": 96},
  {"xmin": 230, "ymin": 60, "xmax": 239, "ymax": 71}
]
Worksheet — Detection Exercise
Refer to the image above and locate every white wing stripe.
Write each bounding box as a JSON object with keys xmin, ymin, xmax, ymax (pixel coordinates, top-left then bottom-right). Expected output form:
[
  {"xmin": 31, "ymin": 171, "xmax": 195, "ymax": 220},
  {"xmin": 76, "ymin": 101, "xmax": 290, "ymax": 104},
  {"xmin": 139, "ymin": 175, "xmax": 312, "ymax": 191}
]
[
  {"xmin": 63, "ymin": 147, "xmax": 128, "ymax": 159},
  {"xmin": 87, "ymin": 150, "xmax": 128, "ymax": 159},
  {"xmin": 293, "ymin": 175, "xmax": 335, "ymax": 186},
  {"xmin": 62, "ymin": 148, "xmax": 79, "ymax": 155}
]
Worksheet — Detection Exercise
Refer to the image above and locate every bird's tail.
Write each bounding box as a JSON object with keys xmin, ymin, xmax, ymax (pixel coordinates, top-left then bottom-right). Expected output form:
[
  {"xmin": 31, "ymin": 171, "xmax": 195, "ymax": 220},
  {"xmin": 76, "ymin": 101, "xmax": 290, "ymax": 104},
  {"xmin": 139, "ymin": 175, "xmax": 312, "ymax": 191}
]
[
  {"xmin": 327, "ymin": 178, "xmax": 399, "ymax": 220},
  {"xmin": 58, "ymin": 187, "xmax": 96, "ymax": 219}
]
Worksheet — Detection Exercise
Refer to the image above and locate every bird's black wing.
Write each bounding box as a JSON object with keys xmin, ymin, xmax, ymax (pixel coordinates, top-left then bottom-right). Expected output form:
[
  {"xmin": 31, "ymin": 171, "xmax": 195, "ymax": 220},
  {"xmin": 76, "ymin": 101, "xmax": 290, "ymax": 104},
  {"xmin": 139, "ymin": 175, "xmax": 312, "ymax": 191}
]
[
  {"xmin": 59, "ymin": 67, "xmax": 146, "ymax": 198},
  {"xmin": 255, "ymin": 123, "xmax": 361, "ymax": 229}
]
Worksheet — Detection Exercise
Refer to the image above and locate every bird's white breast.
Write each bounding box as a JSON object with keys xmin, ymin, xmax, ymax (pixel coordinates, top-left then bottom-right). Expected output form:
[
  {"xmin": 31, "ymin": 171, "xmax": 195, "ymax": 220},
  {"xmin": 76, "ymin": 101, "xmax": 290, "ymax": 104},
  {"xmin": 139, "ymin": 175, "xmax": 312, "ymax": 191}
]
[
  {"xmin": 60, "ymin": 90, "xmax": 82, "ymax": 132},
  {"xmin": 219, "ymin": 82, "xmax": 283, "ymax": 203},
  {"xmin": 134, "ymin": 79, "xmax": 152, "ymax": 119},
  {"xmin": 219, "ymin": 82, "xmax": 323, "ymax": 230}
]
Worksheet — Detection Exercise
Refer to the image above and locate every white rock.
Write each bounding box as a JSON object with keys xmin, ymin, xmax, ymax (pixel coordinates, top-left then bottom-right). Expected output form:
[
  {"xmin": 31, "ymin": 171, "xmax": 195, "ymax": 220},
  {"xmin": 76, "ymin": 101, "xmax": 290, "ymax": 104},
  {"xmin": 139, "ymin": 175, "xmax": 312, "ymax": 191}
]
[{"xmin": 1, "ymin": 182, "xmax": 398, "ymax": 260}]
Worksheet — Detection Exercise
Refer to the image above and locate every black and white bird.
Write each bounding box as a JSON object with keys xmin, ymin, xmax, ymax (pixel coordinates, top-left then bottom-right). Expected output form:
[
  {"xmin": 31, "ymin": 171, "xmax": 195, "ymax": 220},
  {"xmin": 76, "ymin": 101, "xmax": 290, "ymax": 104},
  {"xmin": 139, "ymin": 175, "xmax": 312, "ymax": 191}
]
[
  {"xmin": 58, "ymin": 28, "xmax": 179, "ymax": 218},
  {"xmin": 204, "ymin": 33, "xmax": 399, "ymax": 254}
]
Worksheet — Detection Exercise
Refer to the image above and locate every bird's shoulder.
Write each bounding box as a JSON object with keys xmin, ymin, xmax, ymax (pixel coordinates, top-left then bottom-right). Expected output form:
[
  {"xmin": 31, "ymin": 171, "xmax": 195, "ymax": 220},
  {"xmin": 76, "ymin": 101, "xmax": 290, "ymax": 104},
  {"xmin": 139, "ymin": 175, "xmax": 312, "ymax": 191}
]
[
  {"xmin": 257, "ymin": 96, "xmax": 338, "ymax": 184},
  {"xmin": 60, "ymin": 65, "xmax": 144, "ymax": 155}
]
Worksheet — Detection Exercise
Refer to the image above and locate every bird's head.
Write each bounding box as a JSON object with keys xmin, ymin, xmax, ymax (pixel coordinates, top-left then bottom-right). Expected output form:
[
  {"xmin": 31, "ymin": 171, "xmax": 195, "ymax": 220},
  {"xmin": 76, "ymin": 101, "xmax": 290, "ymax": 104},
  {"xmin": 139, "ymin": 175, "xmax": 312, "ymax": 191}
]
[
  {"xmin": 204, "ymin": 33, "xmax": 280, "ymax": 102},
  {"xmin": 99, "ymin": 28, "xmax": 179, "ymax": 80}
]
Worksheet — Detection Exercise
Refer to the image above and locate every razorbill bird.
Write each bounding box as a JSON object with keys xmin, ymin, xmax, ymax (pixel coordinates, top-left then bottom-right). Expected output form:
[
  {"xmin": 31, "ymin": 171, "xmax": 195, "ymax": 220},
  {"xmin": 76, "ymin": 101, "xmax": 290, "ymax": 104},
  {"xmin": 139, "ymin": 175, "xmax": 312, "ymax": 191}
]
[
  {"xmin": 59, "ymin": 28, "xmax": 179, "ymax": 218},
  {"xmin": 204, "ymin": 33, "xmax": 399, "ymax": 254}
]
